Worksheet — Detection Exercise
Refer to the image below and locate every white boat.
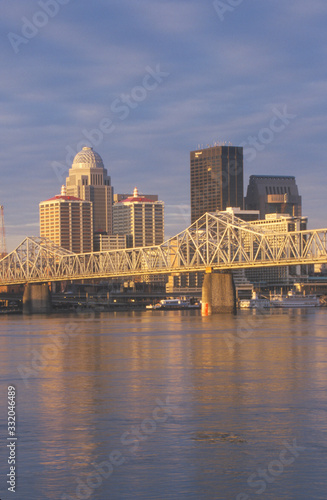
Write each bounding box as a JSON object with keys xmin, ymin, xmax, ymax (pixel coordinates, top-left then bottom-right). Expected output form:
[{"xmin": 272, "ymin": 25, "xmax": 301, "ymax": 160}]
[
  {"xmin": 239, "ymin": 290, "xmax": 321, "ymax": 309},
  {"xmin": 239, "ymin": 298, "xmax": 270, "ymax": 309},
  {"xmin": 145, "ymin": 303, "xmax": 161, "ymax": 310},
  {"xmin": 239, "ymin": 291, "xmax": 270, "ymax": 309},
  {"xmin": 270, "ymin": 290, "xmax": 320, "ymax": 308},
  {"xmin": 146, "ymin": 298, "xmax": 200, "ymax": 310}
]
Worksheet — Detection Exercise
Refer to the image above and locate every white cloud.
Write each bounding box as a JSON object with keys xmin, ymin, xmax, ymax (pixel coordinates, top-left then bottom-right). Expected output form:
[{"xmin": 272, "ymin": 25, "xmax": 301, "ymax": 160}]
[{"xmin": 1, "ymin": 0, "xmax": 327, "ymax": 252}]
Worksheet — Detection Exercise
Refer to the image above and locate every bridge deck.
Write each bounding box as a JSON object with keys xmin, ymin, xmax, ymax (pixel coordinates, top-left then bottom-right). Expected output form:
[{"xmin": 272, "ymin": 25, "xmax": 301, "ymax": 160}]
[{"xmin": 1, "ymin": 213, "xmax": 327, "ymax": 285}]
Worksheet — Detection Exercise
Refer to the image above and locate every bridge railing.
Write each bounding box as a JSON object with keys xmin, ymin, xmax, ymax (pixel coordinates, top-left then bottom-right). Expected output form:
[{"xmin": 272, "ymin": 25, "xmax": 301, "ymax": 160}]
[{"xmin": 1, "ymin": 214, "xmax": 327, "ymax": 284}]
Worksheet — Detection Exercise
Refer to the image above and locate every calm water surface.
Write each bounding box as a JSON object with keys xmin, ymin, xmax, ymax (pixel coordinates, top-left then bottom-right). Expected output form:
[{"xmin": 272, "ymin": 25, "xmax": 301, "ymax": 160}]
[{"xmin": 0, "ymin": 309, "xmax": 327, "ymax": 500}]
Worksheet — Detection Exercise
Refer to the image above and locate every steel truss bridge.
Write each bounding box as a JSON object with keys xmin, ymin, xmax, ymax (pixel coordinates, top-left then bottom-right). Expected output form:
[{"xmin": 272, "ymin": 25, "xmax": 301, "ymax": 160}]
[{"xmin": 1, "ymin": 212, "xmax": 327, "ymax": 285}]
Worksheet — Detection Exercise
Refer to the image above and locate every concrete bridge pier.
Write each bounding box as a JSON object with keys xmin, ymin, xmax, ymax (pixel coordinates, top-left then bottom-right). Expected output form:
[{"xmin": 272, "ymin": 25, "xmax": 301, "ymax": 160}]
[
  {"xmin": 23, "ymin": 283, "xmax": 52, "ymax": 314},
  {"xmin": 201, "ymin": 270, "xmax": 236, "ymax": 315}
]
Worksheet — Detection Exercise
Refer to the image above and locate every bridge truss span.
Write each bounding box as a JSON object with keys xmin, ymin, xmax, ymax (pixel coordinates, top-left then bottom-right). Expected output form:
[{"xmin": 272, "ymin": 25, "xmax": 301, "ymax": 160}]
[{"xmin": 1, "ymin": 213, "xmax": 327, "ymax": 285}]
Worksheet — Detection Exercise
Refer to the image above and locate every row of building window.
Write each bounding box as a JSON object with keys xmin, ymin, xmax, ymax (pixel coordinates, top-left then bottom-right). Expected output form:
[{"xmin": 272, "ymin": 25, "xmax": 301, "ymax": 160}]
[{"xmin": 265, "ymin": 186, "xmax": 291, "ymax": 195}]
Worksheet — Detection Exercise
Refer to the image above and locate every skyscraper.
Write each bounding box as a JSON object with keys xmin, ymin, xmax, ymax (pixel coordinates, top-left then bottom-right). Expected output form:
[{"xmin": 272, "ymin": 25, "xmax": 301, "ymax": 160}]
[
  {"xmin": 39, "ymin": 186, "xmax": 93, "ymax": 253},
  {"xmin": 113, "ymin": 187, "xmax": 164, "ymax": 247},
  {"xmin": 245, "ymin": 175, "xmax": 302, "ymax": 218},
  {"xmin": 190, "ymin": 145, "xmax": 243, "ymax": 223},
  {"xmin": 66, "ymin": 146, "xmax": 113, "ymax": 234}
]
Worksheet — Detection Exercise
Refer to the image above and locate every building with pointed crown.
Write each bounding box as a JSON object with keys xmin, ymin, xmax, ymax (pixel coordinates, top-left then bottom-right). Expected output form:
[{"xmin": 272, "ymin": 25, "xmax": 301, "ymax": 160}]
[{"xmin": 66, "ymin": 146, "xmax": 113, "ymax": 235}]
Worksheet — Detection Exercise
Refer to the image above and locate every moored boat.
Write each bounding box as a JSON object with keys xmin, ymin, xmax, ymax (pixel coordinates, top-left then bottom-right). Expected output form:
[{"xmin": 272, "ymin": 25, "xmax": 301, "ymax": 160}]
[
  {"xmin": 270, "ymin": 290, "xmax": 320, "ymax": 308},
  {"xmin": 239, "ymin": 291, "xmax": 270, "ymax": 309},
  {"xmin": 146, "ymin": 298, "xmax": 201, "ymax": 310},
  {"xmin": 239, "ymin": 290, "xmax": 321, "ymax": 309}
]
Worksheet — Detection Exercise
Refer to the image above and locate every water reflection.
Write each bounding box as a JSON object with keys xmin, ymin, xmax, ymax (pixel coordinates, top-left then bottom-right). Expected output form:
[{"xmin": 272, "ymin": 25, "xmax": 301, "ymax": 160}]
[{"xmin": 0, "ymin": 309, "xmax": 326, "ymax": 499}]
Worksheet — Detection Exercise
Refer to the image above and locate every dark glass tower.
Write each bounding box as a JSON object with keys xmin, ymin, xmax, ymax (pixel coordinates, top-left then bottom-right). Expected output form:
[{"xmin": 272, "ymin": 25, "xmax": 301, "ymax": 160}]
[
  {"xmin": 190, "ymin": 145, "xmax": 243, "ymax": 223},
  {"xmin": 245, "ymin": 175, "xmax": 302, "ymax": 219}
]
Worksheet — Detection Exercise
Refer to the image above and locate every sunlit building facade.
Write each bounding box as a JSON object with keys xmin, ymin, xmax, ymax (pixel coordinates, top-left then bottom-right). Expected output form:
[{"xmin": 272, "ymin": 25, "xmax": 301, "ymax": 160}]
[
  {"xmin": 66, "ymin": 146, "xmax": 113, "ymax": 234},
  {"xmin": 244, "ymin": 213, "xmax": 310, "ymax": 285},
  {"xmin": 39, "ymin": 187, "xmax": 93, "ymax": 253},
  {"xmin": 93, "ymin": 233, "xmax": 127, "ymax": 251},
  {"xmin": 114, "ymin": 193, "xmax": 158, "ymax": 203},
  {"xmin": 113, "ymin": 187, "xmax": 164, "ymax": 247}
]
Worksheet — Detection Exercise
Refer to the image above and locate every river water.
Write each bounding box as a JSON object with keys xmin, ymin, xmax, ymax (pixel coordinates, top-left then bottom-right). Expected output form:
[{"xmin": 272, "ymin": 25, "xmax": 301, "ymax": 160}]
[{"xmin": 0, "ymin": 308, "xmax": 327, "ymax": 500}]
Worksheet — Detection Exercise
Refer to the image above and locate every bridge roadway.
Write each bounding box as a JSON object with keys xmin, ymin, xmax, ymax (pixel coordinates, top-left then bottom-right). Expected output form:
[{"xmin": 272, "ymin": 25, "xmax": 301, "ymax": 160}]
[{"xmin": 1, "ymin": 212, "xmax": 327, "ymax": 285}]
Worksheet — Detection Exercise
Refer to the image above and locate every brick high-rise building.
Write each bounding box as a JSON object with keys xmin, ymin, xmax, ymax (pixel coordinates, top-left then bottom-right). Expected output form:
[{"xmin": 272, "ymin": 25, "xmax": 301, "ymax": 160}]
[
  {"xmin": 113, "ymin": 187, "xmax": 164, "ymax": 247},
  {"xmin": 39, "ymin": 186, "xmax": 93, "ymax": 253},
  {"xmin": 190, "ymin": 145, "xmax": 243, "ymax": 223}
]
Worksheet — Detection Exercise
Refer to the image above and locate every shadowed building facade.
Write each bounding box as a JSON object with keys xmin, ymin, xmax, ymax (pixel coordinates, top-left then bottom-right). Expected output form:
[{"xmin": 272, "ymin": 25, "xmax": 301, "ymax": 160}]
[
  {"xmin": 190, "ymin": 145, "xmax": 243, "ymax": 223},
  {"xmin": 245, "ymin": 175, "xmax": 302, "ymax": 219}
]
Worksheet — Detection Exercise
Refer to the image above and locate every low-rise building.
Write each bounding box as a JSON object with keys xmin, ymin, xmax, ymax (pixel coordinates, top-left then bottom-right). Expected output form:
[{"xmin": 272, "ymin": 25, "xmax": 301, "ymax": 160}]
[
  {"xmin": 244, "ymin": 213, "xmax": 310, "ymax": 285},
  {"xmin": 93, "ymin": 233, "xmax": 127, "ymax": 252}
]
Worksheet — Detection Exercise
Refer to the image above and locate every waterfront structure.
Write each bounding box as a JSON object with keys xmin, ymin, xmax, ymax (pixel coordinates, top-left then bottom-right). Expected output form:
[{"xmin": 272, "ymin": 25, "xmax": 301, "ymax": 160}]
[
  {"xmin": 166, "ymin": 272, "xmax": 203, "ymax": 293},
  {"xmin": 66, "ymin": 146, "xmax": 113, "ymax": 235},
  {"xmin": 190, "ymin": 145, "xmax": 243, "ymax": 223},
  {"xmin": 113, "ymin": 187, "xmax": 164, "ymax": 247},
  {"xmin": 39, "ymin": 186, "xmax": 93, "ymax": 253},
  {"xmin": 245, "ymin": 175, "xmax": 302, "ymax": 219}
]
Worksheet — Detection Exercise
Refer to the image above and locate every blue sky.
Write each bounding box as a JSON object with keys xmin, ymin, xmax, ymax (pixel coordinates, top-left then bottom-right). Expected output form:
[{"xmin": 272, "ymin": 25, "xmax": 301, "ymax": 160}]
[{"xmin": 1, "ymin": 0, "xmax": 327, "ymax": 251}]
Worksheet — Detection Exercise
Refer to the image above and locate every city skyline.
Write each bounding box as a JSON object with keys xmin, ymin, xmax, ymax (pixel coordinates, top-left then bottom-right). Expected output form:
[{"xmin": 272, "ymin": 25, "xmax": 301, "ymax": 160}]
[{"xmin": 2, "ymin": 1, "xmax": 327, "ymax": 251}]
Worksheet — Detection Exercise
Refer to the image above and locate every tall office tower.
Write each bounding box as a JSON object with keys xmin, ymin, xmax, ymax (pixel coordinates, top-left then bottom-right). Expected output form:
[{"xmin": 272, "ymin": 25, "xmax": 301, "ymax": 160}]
[
  {"xmin": 190, "ymin": 145, "xmax": 243, "ymax": 223},
  {"xmin": 39, "ymin": 186, "xmax": 93, "ymax": 253},
  {"xmin": 245, "ymin": 175, "xmax": 302, "ymax": 219},
  {"xmin": 113, "ymin": 187, "xmax": 164, "ymax": 247},
  {"xmin": 66, "ymin": 146, "xmax": 113, "ymax": 234}
]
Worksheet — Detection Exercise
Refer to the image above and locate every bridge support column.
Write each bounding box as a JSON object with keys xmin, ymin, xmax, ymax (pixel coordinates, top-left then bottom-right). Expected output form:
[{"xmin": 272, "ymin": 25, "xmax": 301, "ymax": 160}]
[
  {"xmin": 23, "ymin": 283, "xmax": 52, "ymax": 314},
  {"xmin": 201, "ymin": 270, "xmax": 236, "ymax": 315}
]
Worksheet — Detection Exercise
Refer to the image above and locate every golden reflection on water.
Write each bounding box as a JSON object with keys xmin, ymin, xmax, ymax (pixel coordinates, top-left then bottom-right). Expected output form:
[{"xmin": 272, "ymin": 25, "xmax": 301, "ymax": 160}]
[{"xmin": 0, "ymin": 309, "xmax": 327, "ymax": 498}]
